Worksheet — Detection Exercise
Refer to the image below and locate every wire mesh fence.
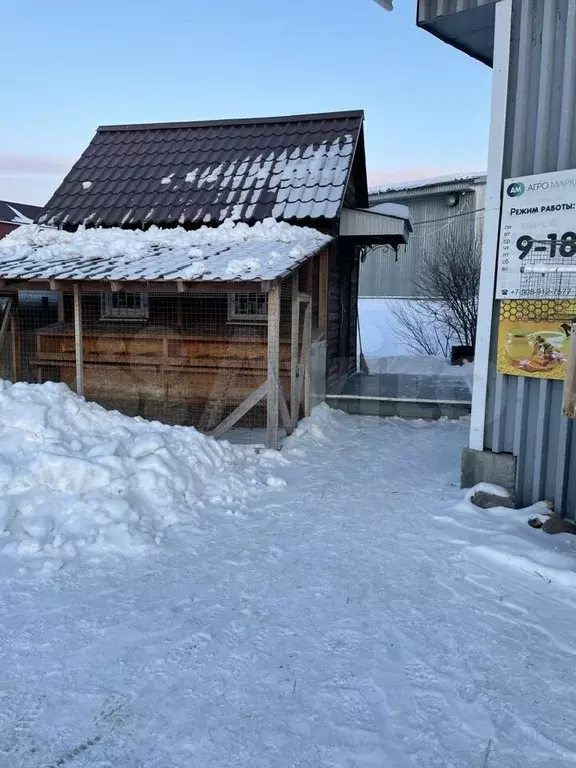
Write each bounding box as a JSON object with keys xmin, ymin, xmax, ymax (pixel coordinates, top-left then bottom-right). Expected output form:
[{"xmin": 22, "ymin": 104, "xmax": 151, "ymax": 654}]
[{"xmin": 0, "ymin": 266, "xmax": 316, "ymax": 439}]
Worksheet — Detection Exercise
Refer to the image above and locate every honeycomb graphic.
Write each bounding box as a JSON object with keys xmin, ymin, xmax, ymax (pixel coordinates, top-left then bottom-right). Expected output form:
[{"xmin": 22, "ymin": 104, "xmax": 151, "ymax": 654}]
[{"xmin": 500, "ymin": 299, "xmax": 576, "ymax": 323}]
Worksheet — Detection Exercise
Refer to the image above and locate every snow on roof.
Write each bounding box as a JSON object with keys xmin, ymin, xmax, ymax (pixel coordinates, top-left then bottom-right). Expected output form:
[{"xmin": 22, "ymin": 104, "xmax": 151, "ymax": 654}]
[
  {"xmin": 0, "ymin": 219, "xmax": 331, "ymax": 284},
  {"xmin": 369, "ymin": 172, "xmax": 486, "ymax": 196},
  {"xmin": 368, "ymin": 202, "xmax": 411, "ymax": 221}
]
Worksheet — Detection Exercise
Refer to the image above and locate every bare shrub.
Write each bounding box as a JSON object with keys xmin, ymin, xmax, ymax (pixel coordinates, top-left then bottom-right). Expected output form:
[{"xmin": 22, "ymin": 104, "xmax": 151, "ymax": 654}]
[{"xmin": 391, "ymin": 231, "xmax": 481, "ymax": 357}]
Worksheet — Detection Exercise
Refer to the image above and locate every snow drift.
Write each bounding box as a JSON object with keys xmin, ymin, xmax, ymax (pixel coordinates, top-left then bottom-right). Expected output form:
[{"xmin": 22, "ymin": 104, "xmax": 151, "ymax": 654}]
[{"xmin": 0, "ymin": 381, "xmax": 282, "ymax": 568}]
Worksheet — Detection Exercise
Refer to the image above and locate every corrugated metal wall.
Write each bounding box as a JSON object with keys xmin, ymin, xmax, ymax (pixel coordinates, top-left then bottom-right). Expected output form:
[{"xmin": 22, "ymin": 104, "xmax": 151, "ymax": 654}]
[
  {"xmin": 484, "ymin": 0, "xmax": 576, "ymax": 518},
  {"xmin": 360, "ymin": 182, "xmax": 485, "ymax": 297},
  {"xmin": 418, "ymin": 0, "xmax": 496, "ymax": 23}
]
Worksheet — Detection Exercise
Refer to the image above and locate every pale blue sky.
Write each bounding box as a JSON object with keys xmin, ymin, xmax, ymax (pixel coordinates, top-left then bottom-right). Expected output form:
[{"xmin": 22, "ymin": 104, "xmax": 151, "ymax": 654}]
[{"xmin": 0, "ymin": 0, "xmax": 491, "ymax": 205}]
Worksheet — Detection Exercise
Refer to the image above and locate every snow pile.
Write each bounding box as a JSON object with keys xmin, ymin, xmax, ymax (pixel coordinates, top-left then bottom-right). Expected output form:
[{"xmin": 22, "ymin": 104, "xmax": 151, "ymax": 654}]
[
  {"xmin": 0, "ymin": 219, "xmax": 331, "ymax": 282},
  {"xmin": 438, "ymin": 485, "xmax": 576, "ymax": 590},
  {"xmin": 465, "ymin": 481, "xmax": 510, "ymax": 503},
  {"xmin": 283, "ymin": 403, "xmax": 348, "ymax": 452},
  {"xmin": 0, "ymin": 381, "xmax": 282, "ymax": 569}
]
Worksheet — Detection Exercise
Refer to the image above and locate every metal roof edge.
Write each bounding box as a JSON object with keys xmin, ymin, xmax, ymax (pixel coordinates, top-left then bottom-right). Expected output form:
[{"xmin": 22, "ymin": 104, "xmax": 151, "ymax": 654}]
[
  {"xmin": 369, "ymin": 174, "xmax": 486, "ymax": 197},
  {"xmin": 335, "ymin": 121, "xmax": 368, "ymax": 221},
  {"xmin": 97, "ymin": 110, "xmax": 366, "ymax": 133}
]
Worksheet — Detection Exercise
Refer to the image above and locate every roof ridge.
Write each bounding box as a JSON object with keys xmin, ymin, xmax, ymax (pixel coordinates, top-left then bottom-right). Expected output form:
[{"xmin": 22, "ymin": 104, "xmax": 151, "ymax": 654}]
[{"xmin": 97, "ymin": 110, "xmax": 364, "ymax": 133}]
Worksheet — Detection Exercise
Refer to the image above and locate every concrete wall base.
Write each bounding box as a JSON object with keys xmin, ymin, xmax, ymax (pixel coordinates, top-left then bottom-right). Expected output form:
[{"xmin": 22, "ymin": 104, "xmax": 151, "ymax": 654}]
[
  {"xmin": 461, "ymin": 447, "xmax": 517, "ymax": 499},
  {"xmin": 328, "ymin": 397, "xmax": 470, "ymax": 419}
]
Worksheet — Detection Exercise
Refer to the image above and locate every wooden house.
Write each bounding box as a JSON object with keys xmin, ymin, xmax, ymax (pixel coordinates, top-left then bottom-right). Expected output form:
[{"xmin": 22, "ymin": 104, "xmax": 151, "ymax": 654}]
[{"xmin": 0, "ymin": 111, "xmax": 410, "ymax": 446}]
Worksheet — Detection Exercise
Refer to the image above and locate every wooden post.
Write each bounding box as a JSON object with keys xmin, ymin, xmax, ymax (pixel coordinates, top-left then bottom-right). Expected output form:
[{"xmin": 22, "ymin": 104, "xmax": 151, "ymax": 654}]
[
  {"xmin": 278, "ymin": 383, "xmax": 293, "ymax": 436},
  {"xmin": 11, "ymin": 310, "xmax": 21, "ymax": 382},
  {"xmin": 73, "ymin": 284, "xmax": 84, "ymax": 397},
  {"xmin": 563, "ymin": 321, "xmax": 576, "ymax": 417},
  {"xmin": 0, "ymin": 298, "xmax": 12, "ymax": 353},
  {"xmin": 266, "ymin": 280, "xmax": 281, "ymax": 449},
  {"xmin": 293, "ymin": 299, "xmax": 312, "ymax": 423},
  {"xmin": 57, "ymin": 291, "xmax": 65, "ymax": 323},
  {"xmin": 304, "ymin": 295, "xmax": 312, "ymax": 417},
  {"xmin": 290, "ymin": 269, "xmax": 300, "ymax": 424}
]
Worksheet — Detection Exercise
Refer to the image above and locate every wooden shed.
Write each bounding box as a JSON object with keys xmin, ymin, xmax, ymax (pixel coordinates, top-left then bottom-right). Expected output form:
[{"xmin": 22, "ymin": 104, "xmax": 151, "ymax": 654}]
[{"xmin": 0, "ymin": 110, "xmax": 410, "ymax": 446}]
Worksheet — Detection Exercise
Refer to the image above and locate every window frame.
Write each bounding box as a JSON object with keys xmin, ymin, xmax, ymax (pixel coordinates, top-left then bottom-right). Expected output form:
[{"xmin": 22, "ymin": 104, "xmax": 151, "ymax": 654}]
[
  {"xmin": 226, "ymin": 292, "xmax": 268, "ymax": 325},
  {"xmin": 100, "ymin": 291, "xmax": 149, "ymax": 320}
]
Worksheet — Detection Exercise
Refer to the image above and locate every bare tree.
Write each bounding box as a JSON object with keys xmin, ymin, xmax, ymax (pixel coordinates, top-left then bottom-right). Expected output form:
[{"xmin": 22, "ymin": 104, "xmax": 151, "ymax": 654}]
[{"xmin": 391, "ymin": 230, "xmax": 481, "ymax": 357}]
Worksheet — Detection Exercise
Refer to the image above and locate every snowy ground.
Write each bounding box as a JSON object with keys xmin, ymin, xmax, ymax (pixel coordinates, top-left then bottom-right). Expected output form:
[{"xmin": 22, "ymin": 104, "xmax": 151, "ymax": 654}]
[{"xmin": 1, "ymin": 396, "xmax": 576, "ymax": 766}]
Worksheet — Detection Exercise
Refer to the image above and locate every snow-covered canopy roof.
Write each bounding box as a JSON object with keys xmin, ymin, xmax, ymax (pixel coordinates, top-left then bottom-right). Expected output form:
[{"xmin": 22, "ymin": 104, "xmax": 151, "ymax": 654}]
[
  {"xmin": 368, "ymin": 202, "xmax": 411, "ymax": 221},
  {"xmin": 0, "ymin": 219, "xmax": 331, "ymax": 285}
]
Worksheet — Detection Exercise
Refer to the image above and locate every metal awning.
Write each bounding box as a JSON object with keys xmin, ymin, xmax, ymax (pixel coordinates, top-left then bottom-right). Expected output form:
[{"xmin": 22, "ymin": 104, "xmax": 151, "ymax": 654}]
[
  {"xmin": 416, "ymin": 1, "xmax": 497, "ymax": 67},
  {"xmin": 339, "ymin": 206, "xmax": 411, "ymax": 247}
]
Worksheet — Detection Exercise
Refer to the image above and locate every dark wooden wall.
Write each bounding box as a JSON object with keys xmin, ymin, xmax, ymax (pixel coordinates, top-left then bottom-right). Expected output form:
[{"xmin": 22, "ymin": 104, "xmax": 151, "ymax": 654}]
[{"xmin": 326, "ymin": 239, "xmax": 358, "ymax": 393}]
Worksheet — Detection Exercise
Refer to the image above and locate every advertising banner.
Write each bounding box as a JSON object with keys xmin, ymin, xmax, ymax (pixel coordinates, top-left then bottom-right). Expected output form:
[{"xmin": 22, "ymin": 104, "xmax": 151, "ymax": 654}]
[{"xmin": 497, "ymin": 170, "xmax": 576, "ymax": 299}]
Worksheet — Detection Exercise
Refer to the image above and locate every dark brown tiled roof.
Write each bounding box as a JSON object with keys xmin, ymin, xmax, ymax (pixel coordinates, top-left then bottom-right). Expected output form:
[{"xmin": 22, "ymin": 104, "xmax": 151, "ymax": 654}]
[{"xmin": 38, "ymin": 110, "xmax": 367, "ymax": 229}]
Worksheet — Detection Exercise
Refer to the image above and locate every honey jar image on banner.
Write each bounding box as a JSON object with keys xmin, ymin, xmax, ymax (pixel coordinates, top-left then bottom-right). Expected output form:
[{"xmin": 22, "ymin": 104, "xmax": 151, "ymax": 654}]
[{"xmin": 497, "ymin": 300, "xmax": 575, "ymax": 380}]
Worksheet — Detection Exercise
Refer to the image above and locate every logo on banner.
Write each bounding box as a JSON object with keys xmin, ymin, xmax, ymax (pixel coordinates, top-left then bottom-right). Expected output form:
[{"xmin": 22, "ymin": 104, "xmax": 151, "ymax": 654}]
[{"xmin": 507, "ymin": 182, "xmax": 525, "ymax": 198}]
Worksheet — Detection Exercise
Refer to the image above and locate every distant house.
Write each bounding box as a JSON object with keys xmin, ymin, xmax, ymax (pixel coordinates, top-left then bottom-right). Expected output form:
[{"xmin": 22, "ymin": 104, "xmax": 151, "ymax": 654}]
[
  {"xmin": 0, "ymin": 200, "xmax": 42, "ymax": 239},
  {"xmin": 0, "ymin": 110, "xmax": 410, "ymax": 446},
  {"xmin": 360, "ymin": 173, "xmax": 486, "ymax": 298}
]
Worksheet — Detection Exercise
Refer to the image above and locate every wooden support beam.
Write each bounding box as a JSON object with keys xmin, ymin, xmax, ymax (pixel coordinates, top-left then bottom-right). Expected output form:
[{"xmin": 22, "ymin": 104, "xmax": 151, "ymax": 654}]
[
  {"xmin": 210, "ymin": 381, "xmax": 268, "ymax": 439},
  {"xmin": 109, "ymin": 281, "xmax": 121, "ymax": 292},
  {"xmin": 563, "ymin": 321, "xmax": 576, "ymax": 417},
  {"xmin": 278, "ymin": 383, "xmax": 293, "ymax": 436},
  {"xmin": 0, "ymin": 278, "xmax": 266, "ymax": 295},
  {"xmin": 293, "ymin": 300, "xmax": 312, "ymax": 424},
  {"xmin": 266, "ymin": 280, "xmax": 281, "ymax": 449},
  {"xmin": 303, "ymin": 295, "xmax": 312, "ymax": 417},
  {"xmin": 73, "ymin": 284, "xmax": 84, "ymax": 397},
  {"xmin": 177, "ymin": 280, "xmax": 188, "ymax": 293},
  {"xmin": 11, "ymin": 309, "xmax": 21, "ymax": 382},
  {"xmin": 290, "ymin": 270, "xmax": 300, "ymax": 425}
]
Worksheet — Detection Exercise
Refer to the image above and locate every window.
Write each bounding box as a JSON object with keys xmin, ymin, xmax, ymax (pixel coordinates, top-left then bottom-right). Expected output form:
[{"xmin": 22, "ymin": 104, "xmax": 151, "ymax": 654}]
[
  {"xmin": 227, "ymin": 292, "xmax": 267, "ymax": 324},
  {"xmin": 101, "ymin": 292, "xmax": 149, "ymax": 320}
]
